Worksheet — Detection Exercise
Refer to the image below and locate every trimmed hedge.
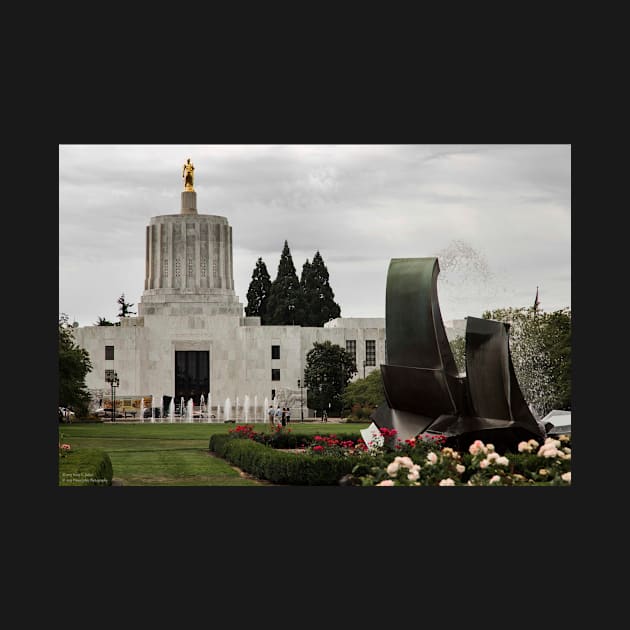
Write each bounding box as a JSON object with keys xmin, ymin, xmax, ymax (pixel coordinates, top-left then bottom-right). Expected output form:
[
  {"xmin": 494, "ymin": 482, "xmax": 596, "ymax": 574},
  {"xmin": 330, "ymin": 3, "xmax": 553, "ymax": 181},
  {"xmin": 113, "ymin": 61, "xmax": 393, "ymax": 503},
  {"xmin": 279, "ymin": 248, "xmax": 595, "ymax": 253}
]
[
  {"xmin": 209, "ymin": 434, "xmax": 375, "ymax": 485},
  {"xmin": 252, "ymin": 430, "xmax": 362, "ymax": 450},
  {"xmin": 59, "ymin": 448, "xmax": 113, "ymax": 486}
]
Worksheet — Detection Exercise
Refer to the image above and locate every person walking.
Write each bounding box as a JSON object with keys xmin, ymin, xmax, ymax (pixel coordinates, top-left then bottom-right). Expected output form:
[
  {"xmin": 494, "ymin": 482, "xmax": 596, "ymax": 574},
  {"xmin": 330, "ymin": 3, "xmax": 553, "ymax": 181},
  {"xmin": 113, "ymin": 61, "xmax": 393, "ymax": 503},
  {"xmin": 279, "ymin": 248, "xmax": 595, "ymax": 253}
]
[
  {"xmin": 275, "ymin": 406, "xmax": 283, "ymax": 427},
  {"xmin": 322, "ymin": 409, "xmax": 328, "ymax": 423},
  {"xmin": 281, "ymin": 407, "xmax": 287, "ymax": 427},
  {"xmin": 268, "ymin": 405, "xmax": 275, "ymax": 426},
  {"xmin": 286, "ymin": 407, "xmax": 291, "ymax": 424}
]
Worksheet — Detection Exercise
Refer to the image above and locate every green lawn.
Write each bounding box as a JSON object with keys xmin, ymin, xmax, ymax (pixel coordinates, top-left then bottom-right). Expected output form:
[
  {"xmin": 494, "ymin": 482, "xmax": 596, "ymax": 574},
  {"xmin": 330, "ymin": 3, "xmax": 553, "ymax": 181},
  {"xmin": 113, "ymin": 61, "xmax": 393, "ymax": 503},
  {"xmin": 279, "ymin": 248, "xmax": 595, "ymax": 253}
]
[{"xmin": 59, "ymin": 422, "xmax": 369, "ymax": 486}]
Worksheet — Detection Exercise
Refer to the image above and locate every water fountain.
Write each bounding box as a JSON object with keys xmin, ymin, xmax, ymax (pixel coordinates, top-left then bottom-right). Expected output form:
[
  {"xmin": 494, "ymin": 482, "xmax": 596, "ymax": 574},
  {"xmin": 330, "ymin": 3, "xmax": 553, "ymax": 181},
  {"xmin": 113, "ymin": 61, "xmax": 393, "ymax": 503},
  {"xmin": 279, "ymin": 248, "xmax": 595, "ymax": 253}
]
[
  {"xmin": 151, "ymin": 395, "xmax": 155, "ymax": 423},
  {"xmin": 180, "ymin": 397, "xmax": 185, "ymax": 422},
  {"xmin": 217, "ymin": 403, "xmax": 221, "ymax": 423},
  {"xmin": 254, "ymin": 395, "xmax": 258, "ymax": 423},
  {"xmin": 236, "ymin": 396, "xmax": 240, "ymax": 422},
  {"xmin": 224, "ymin": 397, "xmax": 231, "ymax": 423},
  {"xmin": 208, "ymin": 393, "xmax": 212, "ymax": 423},
  {"xmin": 187, "ymin": 398, "xmax": 194, "ymax": 422},
  {"xmin": 244, "ymin": 394, "xmax": 250, "ymax": 423},
  {"xmin": 263, "ymin": 396, "xmax": 269, "ymax": 423},
  {"xmin": 200, "ymin": 393, "xmax": 205, "ymax": 421},
  {"xmin": 158, "ymin": 393, "xmax": 163, "ymax": 423},
  {"xmin": 169, "ymin": 398, "xmax": 175, "ymax": 423},
  {"xmin": 140, "ymin": 397, "xmax": 145, "ymax": 422}
]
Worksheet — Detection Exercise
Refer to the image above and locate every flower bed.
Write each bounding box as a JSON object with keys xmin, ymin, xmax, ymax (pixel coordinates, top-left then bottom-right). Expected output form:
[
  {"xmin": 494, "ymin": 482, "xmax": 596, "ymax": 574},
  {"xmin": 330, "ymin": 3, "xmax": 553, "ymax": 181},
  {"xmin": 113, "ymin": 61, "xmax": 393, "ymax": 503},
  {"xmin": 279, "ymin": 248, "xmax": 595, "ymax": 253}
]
[{"xmin": 209, "ymin": 425, "xmax": 571, "ymax": 486}]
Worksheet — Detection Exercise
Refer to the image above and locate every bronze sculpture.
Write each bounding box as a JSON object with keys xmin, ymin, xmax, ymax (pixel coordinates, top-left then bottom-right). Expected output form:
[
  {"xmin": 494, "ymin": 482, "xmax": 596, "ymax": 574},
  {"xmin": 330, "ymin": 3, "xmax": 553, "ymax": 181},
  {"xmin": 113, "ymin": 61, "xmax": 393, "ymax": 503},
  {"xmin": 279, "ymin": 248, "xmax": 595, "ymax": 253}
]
[
  {"xmin": 372, "ymin": 257, "xmax": 547, "ymax": 452},
  {"xmin": 183, "ymin": 158, "xmax": 195, "ymax": 191}
]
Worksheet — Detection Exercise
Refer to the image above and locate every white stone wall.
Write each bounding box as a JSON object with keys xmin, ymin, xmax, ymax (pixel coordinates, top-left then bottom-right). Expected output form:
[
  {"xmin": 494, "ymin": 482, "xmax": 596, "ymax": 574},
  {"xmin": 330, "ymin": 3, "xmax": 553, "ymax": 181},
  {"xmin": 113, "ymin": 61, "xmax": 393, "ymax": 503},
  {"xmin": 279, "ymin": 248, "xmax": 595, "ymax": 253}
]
[
  {"xmin": 75, "ymin": 312, "xmax": 466, "ymax": 406},
  {"xmin": 73, "ymin": 313, "xmax": 387, "ymax": 413}
]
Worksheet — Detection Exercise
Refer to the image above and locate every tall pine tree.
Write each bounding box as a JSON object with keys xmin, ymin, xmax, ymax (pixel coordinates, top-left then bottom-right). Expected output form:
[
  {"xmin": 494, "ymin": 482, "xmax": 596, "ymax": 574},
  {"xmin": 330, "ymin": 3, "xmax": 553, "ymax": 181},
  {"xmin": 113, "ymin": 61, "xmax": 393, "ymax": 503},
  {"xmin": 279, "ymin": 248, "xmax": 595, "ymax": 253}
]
[
  {"xmin": 303, "ymin": 250, "xmax": 341, "ymax": 326},
  {"xmin": 245, "ymin": 257, "xmax": 272, "ymax": 323},
  {"xmin": 300, "ymin": 258, "xmax": 315, "ymax": 325},
  {"xmin": 265, "ymin": 240, "xmax": 305, "ymax": 325}
]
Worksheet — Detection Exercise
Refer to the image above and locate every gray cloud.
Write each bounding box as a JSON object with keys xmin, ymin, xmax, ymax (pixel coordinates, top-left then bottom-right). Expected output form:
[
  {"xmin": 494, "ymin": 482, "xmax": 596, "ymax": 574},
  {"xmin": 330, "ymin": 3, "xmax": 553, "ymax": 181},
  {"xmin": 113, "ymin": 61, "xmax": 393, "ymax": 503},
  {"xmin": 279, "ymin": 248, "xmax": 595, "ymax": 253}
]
[{"xmin": 59, "ymin": 144, "xmax": 571, "ymax": 325}]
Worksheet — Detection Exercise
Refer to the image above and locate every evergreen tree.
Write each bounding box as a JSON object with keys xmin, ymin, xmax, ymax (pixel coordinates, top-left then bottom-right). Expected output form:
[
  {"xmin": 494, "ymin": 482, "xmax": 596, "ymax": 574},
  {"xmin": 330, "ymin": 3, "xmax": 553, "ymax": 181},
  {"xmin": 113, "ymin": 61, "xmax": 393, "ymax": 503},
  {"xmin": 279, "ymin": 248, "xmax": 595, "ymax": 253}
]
[
  {"xmin": 96, "ymin": 316, "xmax": 115, "ymax": 326},
  {"xmin": 245, "ymin": 257, "xmax": 272, "ymax": 323},
  {"xmin": 59, "ymin": 313, "xmax": 93, "ymax": 416},
  {"xmin": 265, "ymin": 241, "xmax": 305, "ymax": 325},
  {"xmin": 299, "ymin": 258, "xmax": 316, "ymax": 325},
  {"xmin": 303, "ymin": 250, "xmax": 341, "ymax": 326}
]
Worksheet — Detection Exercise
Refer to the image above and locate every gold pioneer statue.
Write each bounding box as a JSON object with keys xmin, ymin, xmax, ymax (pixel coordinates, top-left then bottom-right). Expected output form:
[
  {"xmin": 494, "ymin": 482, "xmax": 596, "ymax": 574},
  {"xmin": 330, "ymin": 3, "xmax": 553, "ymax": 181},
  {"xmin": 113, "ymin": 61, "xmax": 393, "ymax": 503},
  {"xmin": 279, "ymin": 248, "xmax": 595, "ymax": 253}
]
[{"xmin": 182, "ymin": 158, "xmax": 195, "ymax": 191}]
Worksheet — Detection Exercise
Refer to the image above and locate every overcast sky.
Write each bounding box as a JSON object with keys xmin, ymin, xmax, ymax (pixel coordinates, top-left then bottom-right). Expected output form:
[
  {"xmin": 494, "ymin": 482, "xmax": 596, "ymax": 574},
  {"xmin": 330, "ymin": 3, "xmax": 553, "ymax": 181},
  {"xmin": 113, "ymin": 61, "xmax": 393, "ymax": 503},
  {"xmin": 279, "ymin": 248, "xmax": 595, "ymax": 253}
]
[{"xmin": 59, "ymin": 144, "xmax": 570, "ymax": 327}]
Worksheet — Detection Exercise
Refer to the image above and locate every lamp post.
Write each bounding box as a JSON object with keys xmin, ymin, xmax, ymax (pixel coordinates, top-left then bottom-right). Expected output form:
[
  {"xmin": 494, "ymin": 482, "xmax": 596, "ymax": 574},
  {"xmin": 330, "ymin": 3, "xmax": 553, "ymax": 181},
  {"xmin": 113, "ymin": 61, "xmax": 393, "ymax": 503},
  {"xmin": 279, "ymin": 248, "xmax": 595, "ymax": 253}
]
[
  {"xmin": 363, "ymin": 360, "xmax": 366, "ymax": 379},
  {"xmin": 288, "ymin": 304, "xmax": 295, "ymax": 325},
  {"xmin": 106, "ymin": 371, "xmax": 120, "ymax": 422},
  {"xmin": 298, "ymin": 378, "xmax": 304, "ymax": 422}
]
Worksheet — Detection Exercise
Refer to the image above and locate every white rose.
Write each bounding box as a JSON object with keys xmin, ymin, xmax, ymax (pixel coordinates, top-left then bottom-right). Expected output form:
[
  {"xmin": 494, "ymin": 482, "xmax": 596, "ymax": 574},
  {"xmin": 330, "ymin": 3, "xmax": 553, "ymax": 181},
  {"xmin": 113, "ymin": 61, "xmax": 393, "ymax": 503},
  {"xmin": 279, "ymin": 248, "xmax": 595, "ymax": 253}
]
[
  {"xmin": 376, "ymin": 479, "xmax": 395, "ymax": 486},
  {"xmin": 426, "ymin": 452, "xmax": 438, "ymax": 465},
  {"xmin": 479, "ymin": 459, "xmax": 490, "ymax": 469},
  {"xmin": 489, "ymin": 475, "xmax": 501, "ymax": 484},
  {"xmin": 561, "ymin": 472, "xmax": 571, "ymax": 483},
  {"xmin": 518, "ymin": 441, "xmax": 531, "ymax": 453},
  {"xmin": 456, "ymin": 464, "xmax": 465, "ymax": 474},
  {"xmin": 439, "ymin": 478, "xmax": 455, "ymax": 486},
  {"xmin": 496, "ymin": 456, "xmax": 509, "ymax": 467},
  {"xmin": 399, "ymin": 456, "xmax": 414, "ymax": 469},
  {"xmin": 386, "ymin": 462, "xmax": 400, "ymax": 476},
  {"xmin": 407, "ymin": 470, "xmax": 420, "ymax": 482}
]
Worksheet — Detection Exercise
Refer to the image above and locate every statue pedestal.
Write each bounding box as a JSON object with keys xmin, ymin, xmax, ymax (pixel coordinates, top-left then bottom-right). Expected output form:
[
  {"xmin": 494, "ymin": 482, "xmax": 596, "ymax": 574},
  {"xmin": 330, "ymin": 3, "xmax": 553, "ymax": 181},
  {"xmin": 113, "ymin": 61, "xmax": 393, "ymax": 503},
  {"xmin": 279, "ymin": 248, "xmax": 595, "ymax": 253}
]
[{"xmin": 181, "ymin": 191, "xmax": 197, "ymax": 215}]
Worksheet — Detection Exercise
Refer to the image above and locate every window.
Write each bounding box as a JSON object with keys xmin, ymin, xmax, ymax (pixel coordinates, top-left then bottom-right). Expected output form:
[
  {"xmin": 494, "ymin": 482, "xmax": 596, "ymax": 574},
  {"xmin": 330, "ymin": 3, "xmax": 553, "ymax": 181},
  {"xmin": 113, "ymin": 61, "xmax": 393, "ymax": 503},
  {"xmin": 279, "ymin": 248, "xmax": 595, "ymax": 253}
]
[
  {"xmin": 271, "ymin": 389, "xmax": 276, "ymax": 400},
  {"xmin": 272, "ymin": 369, "xmax": 281, "ymax": 381},
  {"xmin": 163, "ymin": 259, "xmax": 168, "ymax": 277},
  {"xmin": 187, "ymin": 258, "xmax": 194, "ymax": 277},
  {"xmin": 346, "ymin": 340, "xmax": 356, "ymax": 364},
  {"xmin": 271, "ymin": 345, "xmax": 280, "ymax": 360},
  {"xmin": 200, "ymin": 259, "xmax": 207, "ymax": 278},
  {"xmin": 105, "ymin": 369, "xmax": 116, "ymax": 381},
  {"xmin": 365, "ymin": 340, "xmax": 376, "ymax": 366},
  {"xmin": 105, "ymin": 345, "xmax": 114, "ymax": 360}
]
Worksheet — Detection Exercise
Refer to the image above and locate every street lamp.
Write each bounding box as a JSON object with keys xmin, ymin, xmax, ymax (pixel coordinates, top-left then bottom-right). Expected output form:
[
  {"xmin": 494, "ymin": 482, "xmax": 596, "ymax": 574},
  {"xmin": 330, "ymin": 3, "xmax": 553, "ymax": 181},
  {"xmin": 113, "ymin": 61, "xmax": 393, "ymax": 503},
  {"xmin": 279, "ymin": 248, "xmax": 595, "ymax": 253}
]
[
  {"xmin": 298, "ymin": 378, "xmax": 304, "ymax": 422},
  {"xmin": 288, "ymin": 304, "xmax": 295, "ymax": 325},
  {"xmin": 363, "ymin": 360, "xmax": 366, "ymax": 379},
  {"xmin": 106, "ymin": 371, "xmax": 120, "ymax": 422}
]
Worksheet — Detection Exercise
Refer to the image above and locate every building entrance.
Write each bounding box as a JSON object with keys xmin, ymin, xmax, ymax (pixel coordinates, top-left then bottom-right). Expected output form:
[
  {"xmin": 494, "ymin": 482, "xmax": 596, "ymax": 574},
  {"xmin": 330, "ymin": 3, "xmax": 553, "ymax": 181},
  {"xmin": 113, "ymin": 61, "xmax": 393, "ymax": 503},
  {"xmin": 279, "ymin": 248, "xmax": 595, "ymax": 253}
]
[{"xmin": 175, "ymin": 351, "xmax": 209, "ymax": 405}]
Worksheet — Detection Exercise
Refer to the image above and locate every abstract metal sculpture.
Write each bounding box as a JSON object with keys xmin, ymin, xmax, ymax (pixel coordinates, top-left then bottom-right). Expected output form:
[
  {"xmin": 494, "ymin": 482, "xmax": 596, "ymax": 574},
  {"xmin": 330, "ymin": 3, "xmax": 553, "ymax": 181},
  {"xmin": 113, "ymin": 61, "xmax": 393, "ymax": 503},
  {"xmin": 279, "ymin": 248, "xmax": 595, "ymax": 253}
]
[{"xmin": 372, "ymin": 258, "xmax": 547, "ymax": 452}]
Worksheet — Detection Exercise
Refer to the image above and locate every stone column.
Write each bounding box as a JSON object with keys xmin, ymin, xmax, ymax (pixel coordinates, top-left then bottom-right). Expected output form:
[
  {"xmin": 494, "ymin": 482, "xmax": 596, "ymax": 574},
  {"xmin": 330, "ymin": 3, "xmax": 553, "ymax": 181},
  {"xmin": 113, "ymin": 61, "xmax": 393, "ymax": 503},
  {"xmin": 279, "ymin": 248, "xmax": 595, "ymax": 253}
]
[{"xmin": 181, "ymin": 191, "xmax": 197, "ymax": 215}]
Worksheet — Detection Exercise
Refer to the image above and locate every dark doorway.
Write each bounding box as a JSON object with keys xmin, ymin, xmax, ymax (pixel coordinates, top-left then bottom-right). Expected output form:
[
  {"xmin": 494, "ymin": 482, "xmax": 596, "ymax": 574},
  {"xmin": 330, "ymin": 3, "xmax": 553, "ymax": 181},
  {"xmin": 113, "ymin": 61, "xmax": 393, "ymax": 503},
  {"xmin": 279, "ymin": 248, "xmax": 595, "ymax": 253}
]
[{"xmin": 175, "ymin": 351, "xmax": 209, "ymax": 405}]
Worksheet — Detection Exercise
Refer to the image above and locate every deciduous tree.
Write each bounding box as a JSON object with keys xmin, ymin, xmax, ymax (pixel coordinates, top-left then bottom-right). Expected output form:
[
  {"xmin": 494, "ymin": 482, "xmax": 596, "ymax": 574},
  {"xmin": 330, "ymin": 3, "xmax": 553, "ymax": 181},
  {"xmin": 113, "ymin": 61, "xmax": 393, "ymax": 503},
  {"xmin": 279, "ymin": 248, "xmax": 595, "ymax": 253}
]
[
  {"xmin": 304, "ymin": 341, "xmax": 356, "ymax": 415},
  {"xmin": 59, "ymin": 313, "xmax": 93, "ymax": 417}
]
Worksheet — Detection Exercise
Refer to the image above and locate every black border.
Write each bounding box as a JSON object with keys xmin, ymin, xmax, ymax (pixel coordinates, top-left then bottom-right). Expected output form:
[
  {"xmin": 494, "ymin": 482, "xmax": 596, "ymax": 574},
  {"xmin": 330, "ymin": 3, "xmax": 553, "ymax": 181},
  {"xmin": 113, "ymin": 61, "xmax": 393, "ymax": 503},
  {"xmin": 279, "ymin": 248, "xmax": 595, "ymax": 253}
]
[{"xmin": 42, "ymin": 79, "xmax": 589, "ymax": 590}]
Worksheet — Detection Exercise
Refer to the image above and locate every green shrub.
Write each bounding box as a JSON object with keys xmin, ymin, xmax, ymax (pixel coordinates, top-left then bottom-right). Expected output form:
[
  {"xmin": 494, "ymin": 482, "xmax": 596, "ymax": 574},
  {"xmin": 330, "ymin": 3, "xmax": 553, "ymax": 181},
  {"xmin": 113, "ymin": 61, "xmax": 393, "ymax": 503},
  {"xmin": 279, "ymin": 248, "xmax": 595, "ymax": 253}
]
[
  {"xmin": 209, "ymin": 433, "xmax": 373, "ymax": 485},
  {"xmin": 345, "ymin": 405, "xmax": 375, "ymax": 422},
  {"xmin": 59, "ymin": 448, "xmax": 113, "ymax": 486}
]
